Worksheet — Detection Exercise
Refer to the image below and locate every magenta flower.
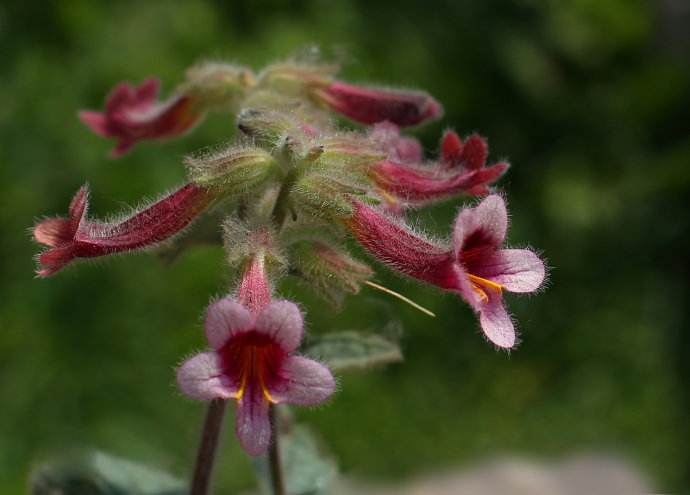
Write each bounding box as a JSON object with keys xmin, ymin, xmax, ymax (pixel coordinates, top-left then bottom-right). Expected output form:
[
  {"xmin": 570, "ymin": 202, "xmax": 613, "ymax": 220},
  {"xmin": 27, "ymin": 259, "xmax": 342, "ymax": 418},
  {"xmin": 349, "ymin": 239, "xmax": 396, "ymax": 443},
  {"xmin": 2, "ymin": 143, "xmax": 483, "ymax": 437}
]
[
  {"xmin": 312, "ymin": 81, "xmax": 442, "ymax": 127},
  {"xmin": 346, "ymin": 195, "xmax": 545, "ymax": 348},
  {"xmin": 33, "ymin": 183, "xmax": 214, "ymax": 277},
  {"xmin": 176, "ymin": 296, "xmax": 335, "ymax": 455},
  {"xmin": 363, "ymin": 126, "xmax": 508, "ymax": 207},
  {"xmin": 79, "ymin": 78, "xmax": 203, "ymax": 157},
  {"xmin": 371, "ymin": 158, "xmax": 508, "ymax": 205},
  {"xmin": 450, "ymin": 195, "xmax": 545, "ymax": 347}
]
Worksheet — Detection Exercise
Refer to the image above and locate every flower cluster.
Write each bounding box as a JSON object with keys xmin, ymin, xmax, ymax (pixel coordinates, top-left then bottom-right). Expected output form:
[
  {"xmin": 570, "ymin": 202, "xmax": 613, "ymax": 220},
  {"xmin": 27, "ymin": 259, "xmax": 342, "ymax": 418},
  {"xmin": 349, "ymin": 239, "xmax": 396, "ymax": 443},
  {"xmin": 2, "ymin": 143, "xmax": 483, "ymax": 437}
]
[{"xmin": 33, "ymin": 56, "xmax": 545, "ymax": 456}]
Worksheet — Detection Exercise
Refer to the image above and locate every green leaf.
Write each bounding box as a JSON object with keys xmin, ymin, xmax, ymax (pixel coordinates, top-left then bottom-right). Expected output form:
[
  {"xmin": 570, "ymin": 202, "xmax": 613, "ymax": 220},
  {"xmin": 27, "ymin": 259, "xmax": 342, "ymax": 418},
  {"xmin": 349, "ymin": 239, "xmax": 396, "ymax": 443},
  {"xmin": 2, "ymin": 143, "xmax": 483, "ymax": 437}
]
[
  {"xmin": 304, "ymin": 331, "xmax": 403, "ymax": 372},
  {"xmin": 253, "ymin": 424, "xmax": 337, "ymax": 495},
  {"xmin": 31, "ymin": 450, "xmax": 185, "ymax": 495}
]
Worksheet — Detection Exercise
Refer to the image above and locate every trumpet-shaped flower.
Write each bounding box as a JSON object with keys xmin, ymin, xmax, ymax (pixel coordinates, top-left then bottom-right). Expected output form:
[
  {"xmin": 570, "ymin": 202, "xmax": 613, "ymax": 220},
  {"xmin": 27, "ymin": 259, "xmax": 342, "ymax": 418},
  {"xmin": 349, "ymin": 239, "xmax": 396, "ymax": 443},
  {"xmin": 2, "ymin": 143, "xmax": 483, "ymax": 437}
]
[
  {"xmin": 33, "ymin": 183, "xmax": 214, "ymax": 277},
  {"xmin": 79, "ymin": 78, "xmax": 203, "ymax": 157},
  {"xmin": 176, "ymin": 296, "xmax": 335, "ymax": 455},
  {"xmin": 370, "ymin": 130, "xmax": 508, "ymax": 205},
  {"xmin": 346, "ymin": 195, "xmax": 545, "ymax": 348}
]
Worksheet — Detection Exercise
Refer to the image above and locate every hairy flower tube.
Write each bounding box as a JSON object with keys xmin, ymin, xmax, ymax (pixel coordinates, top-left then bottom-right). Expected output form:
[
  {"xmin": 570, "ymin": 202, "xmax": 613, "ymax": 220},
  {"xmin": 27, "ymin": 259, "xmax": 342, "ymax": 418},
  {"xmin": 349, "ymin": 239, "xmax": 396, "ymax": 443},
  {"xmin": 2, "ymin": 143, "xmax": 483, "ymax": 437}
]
[
  {"xmin": 177, "ymin": 291, "xmax": 335, "ymax": 455},
  {"xmin": 346, "ymin": 195, "xmax": 545, "ymax": 348},
  {"xmin": 33, "ymin": 183, "xmax": 215, "ymax": 277}
]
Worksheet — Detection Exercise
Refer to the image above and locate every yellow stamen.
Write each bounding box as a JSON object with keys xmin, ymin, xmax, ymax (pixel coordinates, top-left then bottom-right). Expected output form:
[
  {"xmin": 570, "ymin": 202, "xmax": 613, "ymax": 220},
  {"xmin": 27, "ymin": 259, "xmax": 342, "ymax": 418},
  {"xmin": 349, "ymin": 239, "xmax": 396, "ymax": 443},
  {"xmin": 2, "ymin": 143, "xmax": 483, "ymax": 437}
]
[
  {"xmin": 466, "ymin": 274, "xmax": 503, "ymax": 304},
  {"xmin": 364, "ymin": 280, "xmax": 436, "ymax": 317},
  {"xmin": 233, "ymin": 346, "xmax": 277, "ymax": 404},
  {"xmin": 260, "ymin": 378, "xmax": 277, "ymax": 404},
  {"xmin": 234, "ymin": 369, "xmax": 248, "ymax": 401}
]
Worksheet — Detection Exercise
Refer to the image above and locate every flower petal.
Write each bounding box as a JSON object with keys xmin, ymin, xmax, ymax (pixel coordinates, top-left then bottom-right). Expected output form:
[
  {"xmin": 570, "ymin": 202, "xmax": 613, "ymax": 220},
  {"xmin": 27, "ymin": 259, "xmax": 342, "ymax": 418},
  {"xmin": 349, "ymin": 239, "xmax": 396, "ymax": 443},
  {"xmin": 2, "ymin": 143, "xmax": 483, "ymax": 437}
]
[
  {"xmin": 205, "ymin": 297, "xmax": 254, "ymax": 349},
  {"xmin": 478, "ymin": 292, "xmax": 516, "ymax": 349},
  {"xmin": 176, "ymin": 352, "xmax": 236, "ymax": 400},
  {"xmin": 272, "ymin": 356, "xmax": 336, "ymax": 406},
  {"xmin": 452, "ymin": 266, "xmax": 485, "ymax": 311},
  {"xmin": 235, "ymin": 389, "xmax": 271, "ymax": 456},
  {"xmin": 453, "ymin": 195, "xmax": 508, "ymax": 257},
  {"xmin": 254, "ymin": 300, "xmax": 304, "ymax": 352},
  {"xmin": 469, "ymin": 249, "xmax": 545, "ymax": 293}
]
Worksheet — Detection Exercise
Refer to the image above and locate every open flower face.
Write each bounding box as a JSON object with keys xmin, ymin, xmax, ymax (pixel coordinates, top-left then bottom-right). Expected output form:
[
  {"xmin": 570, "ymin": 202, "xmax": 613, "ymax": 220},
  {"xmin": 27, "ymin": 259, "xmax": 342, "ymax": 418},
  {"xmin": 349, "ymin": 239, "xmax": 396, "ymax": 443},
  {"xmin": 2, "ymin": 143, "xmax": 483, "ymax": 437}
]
[
  {"xmin": 346, "ymin": 195, "xmax": 545, "ymax": 349},
  {"xmin": 177, "ymin": 297, "xmax": 335, "ymax": 456},
  {"xmin": 452, "ymin": 195, "xmax": 545, "ymax": 348}
]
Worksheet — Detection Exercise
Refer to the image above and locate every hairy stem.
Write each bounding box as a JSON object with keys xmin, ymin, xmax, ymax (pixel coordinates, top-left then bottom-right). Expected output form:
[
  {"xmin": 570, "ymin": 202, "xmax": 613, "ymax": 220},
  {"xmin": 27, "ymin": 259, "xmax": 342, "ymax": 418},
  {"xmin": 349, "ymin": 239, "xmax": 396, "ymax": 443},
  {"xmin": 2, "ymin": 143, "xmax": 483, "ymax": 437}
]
[
  {"xmin": 268, "ymin": 406, "xmax": 287, "ymax": 495},
  {"xmin": 190, "ymin": 399, "xmax": 227, "ymax": 495},
  {"xmin": 271, "ymin": 168, "xmax": 299, "ymax": 229}
]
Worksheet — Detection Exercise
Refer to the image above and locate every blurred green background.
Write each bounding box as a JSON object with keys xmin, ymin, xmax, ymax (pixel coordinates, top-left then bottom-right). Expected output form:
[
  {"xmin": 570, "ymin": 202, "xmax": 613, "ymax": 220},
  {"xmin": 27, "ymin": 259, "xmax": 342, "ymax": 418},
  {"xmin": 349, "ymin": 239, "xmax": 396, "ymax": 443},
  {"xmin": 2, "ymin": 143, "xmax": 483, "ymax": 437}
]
[{"xmin": 1, "ymin": 0, "xmax": 689, "ymax": 493}]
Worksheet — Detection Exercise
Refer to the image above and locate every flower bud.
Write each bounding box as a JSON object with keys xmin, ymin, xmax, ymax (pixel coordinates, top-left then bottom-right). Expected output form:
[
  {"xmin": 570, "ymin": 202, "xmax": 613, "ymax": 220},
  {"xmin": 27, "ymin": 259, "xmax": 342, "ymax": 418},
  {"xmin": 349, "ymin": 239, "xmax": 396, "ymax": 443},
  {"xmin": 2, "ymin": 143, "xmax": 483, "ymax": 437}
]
[
  {"xmin": 316, "ymin": 135, "xmax": 386, "ymax": 169},
  {"xmin": 185, "ymin": 146, "xmax": 278, "ymax": 194},
  {"xmin": 290, "ymin": 171, "xmax": 367, "ymax": 219},
  {"xmin": 180, "ymin": 62, "xmax": 255, "ymax": 112},
  {"xmin": 257, "ymin": 61, "xmax": 336, "ymax": 97},
  {"xmin": 236, "ymin": 108, "xmax": 310, "ymax": 157},
  {"xmin": 290, "ymin": 241, "xmax": 373, "ymax": 307},
  {"xmin": 222, "ymin": 220, "xmax": 285, "ymax": 276}
]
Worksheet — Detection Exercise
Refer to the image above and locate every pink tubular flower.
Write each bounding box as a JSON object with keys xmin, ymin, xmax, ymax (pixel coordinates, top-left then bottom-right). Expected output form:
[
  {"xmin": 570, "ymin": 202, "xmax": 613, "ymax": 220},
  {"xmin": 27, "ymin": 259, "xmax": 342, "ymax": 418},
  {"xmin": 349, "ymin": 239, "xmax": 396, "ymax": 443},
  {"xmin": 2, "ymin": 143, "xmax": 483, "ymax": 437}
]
[
  {"xmin": 176, "ymin": 296, "xmax": 336, "ymax": 456},
  {"xmin": 79, "ymin": 78, "xmax": 203, "ymax": 157},
  {"xmin": 33, "ymin": 183, "xmax": 215, "ymax": 277},
  {"xmin": 312, "ymin": 81, "xmax": 442, "ymax": 127},
  {"xmin": 346, "ymin": 195, "xmax": 545, "ymax": 349},
  {"xmin": 370, "ymin": 128, "xmax": 508, "ymax": 205},
  {"xmin": 371, "ymin": 159, "xmax": 509, "ymax": 205}
]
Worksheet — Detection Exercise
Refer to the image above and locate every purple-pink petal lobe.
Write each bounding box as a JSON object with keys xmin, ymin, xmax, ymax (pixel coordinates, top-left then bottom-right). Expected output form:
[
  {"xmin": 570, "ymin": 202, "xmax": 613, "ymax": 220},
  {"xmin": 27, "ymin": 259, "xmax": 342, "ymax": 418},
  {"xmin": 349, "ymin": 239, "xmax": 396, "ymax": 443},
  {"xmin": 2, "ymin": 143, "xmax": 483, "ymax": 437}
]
[
  {"xmin": 272, "ymin": 356, "xmax": 336, "ymax": 406},
  {"xmin": 477, "ymin": 291, "xmax": 516, "ymax": 349},
  {"xmin": 453, "ymin": 195, "xmax": 508, "ymax": 257},
  {"xmin": 205, "ymin": 297, "xmax": 255, "ymax": 349},
  {"xmin": 467, "ymin": 249, "xmax": 545, "ymax": 293},
  {"xmin": 176, "ymin": 352, "xmax": 236, "ymax": 400},
  {"xmin": 254, "ymin": 300, "xmax": 304, "ymax": 353},
  {"xmin": 235, "ymin": 390, "xmax": 272, "ymax": 456}
]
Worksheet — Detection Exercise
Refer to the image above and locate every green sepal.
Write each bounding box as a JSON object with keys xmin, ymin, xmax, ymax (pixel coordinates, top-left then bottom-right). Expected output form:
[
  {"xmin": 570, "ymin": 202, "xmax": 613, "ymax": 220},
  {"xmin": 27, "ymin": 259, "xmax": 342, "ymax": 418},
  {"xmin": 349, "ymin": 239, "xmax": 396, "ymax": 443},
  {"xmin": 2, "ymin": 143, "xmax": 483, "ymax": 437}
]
[{"xmin": 186, "ymin": 146, "xmax": 279, "ymax": 194}]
